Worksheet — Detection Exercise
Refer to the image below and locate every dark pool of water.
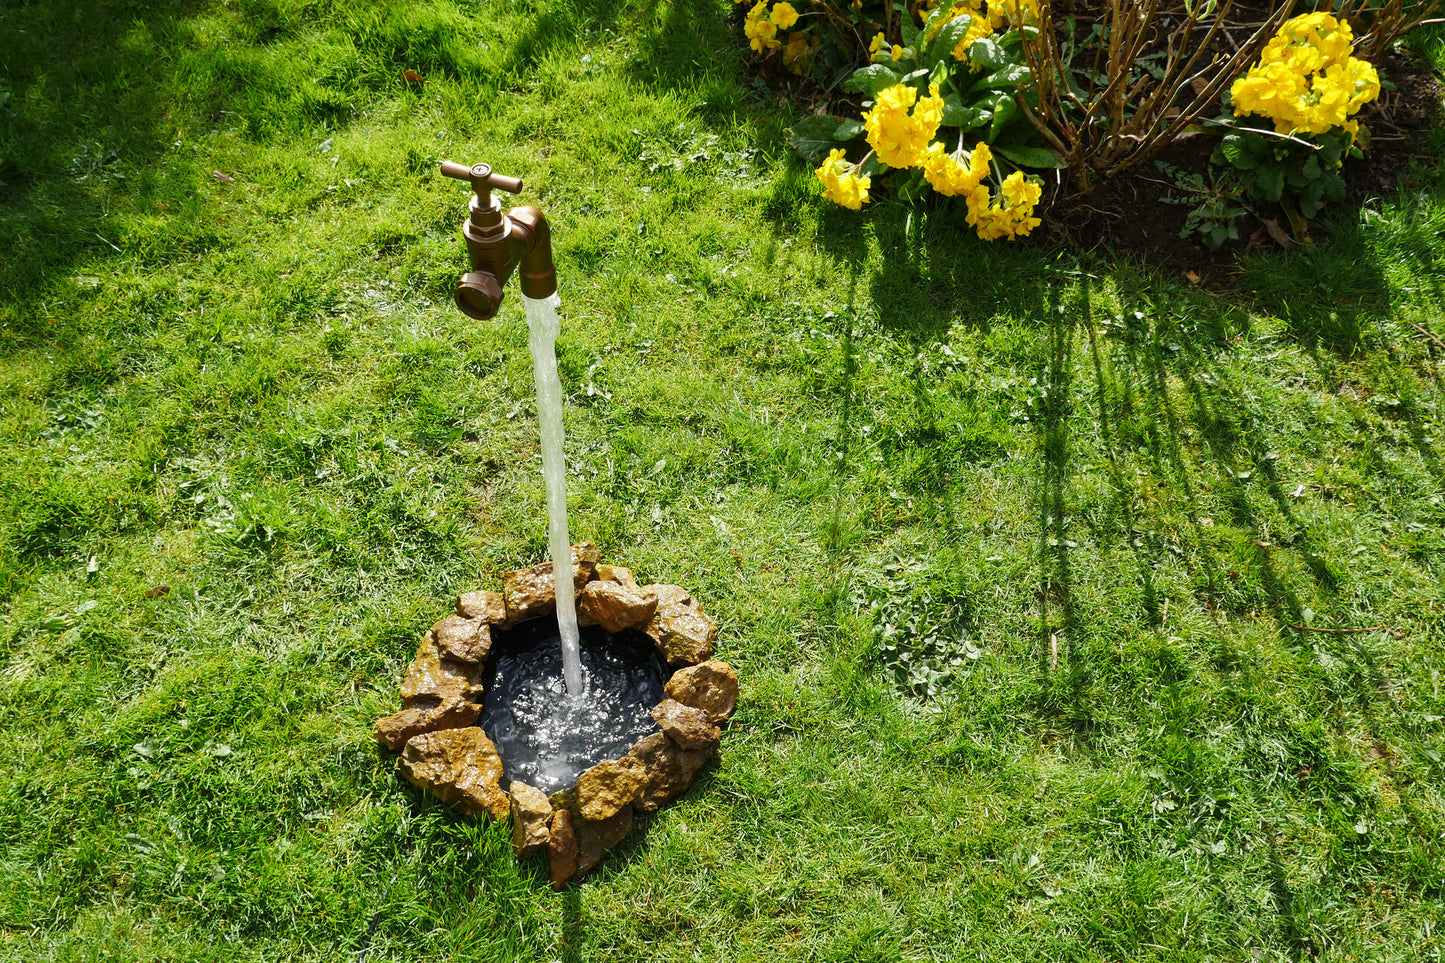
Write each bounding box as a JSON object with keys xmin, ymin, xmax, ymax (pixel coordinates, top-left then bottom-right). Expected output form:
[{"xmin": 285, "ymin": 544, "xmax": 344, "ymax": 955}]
[{"xmin": 478, "ymin": 616, "xmax": 668, "ymax": 794}]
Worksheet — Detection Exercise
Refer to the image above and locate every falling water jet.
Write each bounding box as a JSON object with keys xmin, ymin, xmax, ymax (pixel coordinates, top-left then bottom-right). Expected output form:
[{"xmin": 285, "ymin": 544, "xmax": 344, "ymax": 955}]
[{"xmin": 523, "ymin": 292, "xmax": 583, "ymax": 696}]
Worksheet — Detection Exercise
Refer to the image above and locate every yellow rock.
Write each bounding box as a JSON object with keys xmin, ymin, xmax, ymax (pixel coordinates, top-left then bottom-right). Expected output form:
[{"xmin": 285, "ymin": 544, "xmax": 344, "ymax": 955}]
[{"xmin": 398, "ymin": 727, "xmax": 510, "ymax": 820}]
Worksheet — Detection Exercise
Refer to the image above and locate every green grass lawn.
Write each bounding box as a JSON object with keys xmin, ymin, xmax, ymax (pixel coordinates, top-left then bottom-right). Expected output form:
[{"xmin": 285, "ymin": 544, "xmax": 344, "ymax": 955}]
[{"xmin": 3, "ymin": 0, "xmax": 1444, "ymax": 960}]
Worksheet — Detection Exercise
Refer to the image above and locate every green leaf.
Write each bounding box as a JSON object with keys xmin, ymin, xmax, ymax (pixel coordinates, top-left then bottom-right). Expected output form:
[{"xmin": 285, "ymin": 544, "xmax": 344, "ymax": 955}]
[
  {"xmin": 994, "ymin": 144, "xmax": 1064, "ymax": 169},
  {"xmin": 942, "ymin": 102, "xmax": 991, "ymax": 129},
  {"xmin": 978, "ymin": 64, "xmax": 1031, "ymax": 89},
  {"xmin": 988, "ymin": 93, "xmax": 1020, "ymax": 141},
  {"xmin": 900, "ymin": 6, "xmax": 920, "ymax": 46},
  {"xmin": 968, "ymin": 37, "xmax": 1010, "ymax": 71},
  {"xmin": 928, "ymin": 14, "xmax": 976, "ymax": 68},
  {"xmin": 785, "ymin": 115, "xmax": 853, "ymax": 162},
  {"xmin": 1219, "ymin": 134, "xmax": 1245, "ymax": 165},
  {"xmin": 1257, "ymin": 164, "xmax": 1284, "ymax": 202},
  {"xmin": 843, "ymin": 65, "xmax": 902, "ymax": 95},
  {"xmin": 834, "ymin": 118, "xmax": 865, "ymax": 141}
]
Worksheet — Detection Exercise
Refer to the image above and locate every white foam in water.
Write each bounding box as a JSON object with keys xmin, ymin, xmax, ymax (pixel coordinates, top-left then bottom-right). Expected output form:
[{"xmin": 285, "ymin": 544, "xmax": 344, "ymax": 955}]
[{"xmin": 523, "ymin": 292, "xmax": 582, "ymax": 696}]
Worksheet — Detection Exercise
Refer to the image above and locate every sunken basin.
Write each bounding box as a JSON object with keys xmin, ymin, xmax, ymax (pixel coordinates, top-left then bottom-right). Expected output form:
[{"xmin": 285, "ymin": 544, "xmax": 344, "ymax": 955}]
[{"xmin": 374, "ymin": 541, "xmax": 737, "ymax": 887}]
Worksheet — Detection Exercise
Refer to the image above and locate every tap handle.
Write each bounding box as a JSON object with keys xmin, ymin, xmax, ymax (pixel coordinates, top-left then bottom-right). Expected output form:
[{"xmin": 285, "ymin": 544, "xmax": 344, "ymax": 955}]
[{"xmin": 440, "ymin": 160, "xmax": 523, "ymax": 200}]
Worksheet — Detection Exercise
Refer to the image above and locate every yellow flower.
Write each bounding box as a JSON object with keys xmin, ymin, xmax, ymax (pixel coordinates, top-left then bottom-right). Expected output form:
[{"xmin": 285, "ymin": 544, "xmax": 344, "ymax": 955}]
[
  {"xmin": 989, "ymin": 0, "xmax": 1039, "ymax": 28},
  {"xmin": 1230, "ymin": 60, "xmax": 1305, "ymax": 123},
  {"xmin": 1338, "ymin": 56, "xmax": 1380, "ymax": 111},
  {"xmin": 863, "ymin": 83, "xmax": 944, "ymax": 168},
  {"xmin": 921, "ymin": 140, "xmax": 990, "ymax": 196},
  {"xmin": 1000, "ymin": 169, "xmax": 1041, "ymax": 208},
  {"xmin": 744, "ymin": 5, "xmax": 782, "ymax": 52},
  {"xmin": 1232, "ymin": 13, "xmax": 1377, "ymax": 136},
  {"xmin": 869, "ymin": 32, "xmax": 886, "ymax": 57},
  {"xmin": 815, "ymin": 148, "xmax": 871, "ymax": 210},
  {"xmin": 770, "ymin": 1, "xmax": 799, "ymax": 29},
  {"xmin": 963, "ymin": 168, "xmax": 1042, "ymax": 241}
]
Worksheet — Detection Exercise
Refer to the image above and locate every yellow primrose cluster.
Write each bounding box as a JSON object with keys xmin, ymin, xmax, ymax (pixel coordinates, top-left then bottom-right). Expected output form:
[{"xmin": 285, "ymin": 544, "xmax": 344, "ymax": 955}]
[
  {"xmin": 738, "ymin": 0, "xmax": 816, "ymax": 74},
  {"xmin": 816, "ymin": 148, "xmax": 871, "ymax": 209},
  {"xmin": 742, "ymin": 0, "xmax": 798, "ymax": 52},
  {"xmin": 864, "ymin": 83, "xmax": 945, "ymax": 168},
  {"xmin": 921, "ymin": 139, "xmax": 990, "ymax": 196},
  {"xmin": 815, "ymin": 84, "xmax": 1044, "ymax": 240},
  {"xmin": 1230, "ymin": 12, "xmax": 1380, "ymax": 135},
  {"xmin": 966, "ymin": 169, "xmax": 1042, "ymax": 240}
]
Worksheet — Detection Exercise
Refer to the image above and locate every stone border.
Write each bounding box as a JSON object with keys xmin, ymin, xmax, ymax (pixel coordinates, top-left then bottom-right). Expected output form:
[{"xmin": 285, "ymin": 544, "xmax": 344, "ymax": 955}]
[{"xmin": 373, "ymin": 542, "xmax": 738, "ymax": 887}]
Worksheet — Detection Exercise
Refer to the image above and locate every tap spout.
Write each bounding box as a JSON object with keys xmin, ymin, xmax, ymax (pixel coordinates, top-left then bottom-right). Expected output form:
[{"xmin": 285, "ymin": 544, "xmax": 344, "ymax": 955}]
[{"xmin": 507, "ymin": 206, "xmax": 557, "ymax": 301}]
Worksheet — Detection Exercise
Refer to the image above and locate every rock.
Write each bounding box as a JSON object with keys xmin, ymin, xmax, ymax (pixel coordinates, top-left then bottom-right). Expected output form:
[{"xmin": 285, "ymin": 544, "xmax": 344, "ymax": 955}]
[
  {"xmin": 577, "ymin": 581, "xmax": 658, "ymax": 633},
  {"xmin": 650, "ymin": 698, "xmax": 721, "ymax": 752},
  {"xmin": 374, "ymin": 699, "xmax": 480, "ymax": 751},
  {"xmin": 429, "ymin": 615, "xmax": 491, "ymax": 663},
  {"xmin": 648, "ymin": 584, "xmax": 693, "ymax": 609},
  {"xmin": 548, "ymin": 809, "xmax": 577, "ymax": 890},
  {"xmin": 399, "ymin": 632, "xmax": 485, "ymax": 706},
  {"xmin": 573, "ymin": 541, "xmax": 601, "ymax": 566},
  {"xmin": 663, "ymin": 659, "xmax": 738, "ymax": 724},
  {"xmin": 509, "ymin": 781, "xmax": 552, "ymax": 858},
  {"xmin": 643, "ymin": 584, "xmax": 717, "ymax": 666},
  {"xmin": 398, "ymin": 728, "xmax": 510, "ymax": 820},
  {"xmin": 594, "ymin": 564, "xmax": 640, "ymax": 591},
  {"xmin": 624, "ymin": 732, "xmax": 712, "ymax": 812},
  {"xmin": 574, "ymin": 756, "xmax": 647, "ymax": 821},
  {"xmin": 575, "ymin": 806, "xmax": 632, "ymax": 879},
  {"xmin": 456, "ymin": 590, "xmax": 507, "ymax": 624},
  {"xmin": 501, "ymin": 542, "xmax": 601, "ymax": 623}
]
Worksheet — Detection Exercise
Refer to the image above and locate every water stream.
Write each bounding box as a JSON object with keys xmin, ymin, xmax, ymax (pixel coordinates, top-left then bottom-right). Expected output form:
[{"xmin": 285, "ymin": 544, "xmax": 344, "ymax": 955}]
[{"xmin": 522, "ymin": 293, "xmax": 583, "ymax": 696}]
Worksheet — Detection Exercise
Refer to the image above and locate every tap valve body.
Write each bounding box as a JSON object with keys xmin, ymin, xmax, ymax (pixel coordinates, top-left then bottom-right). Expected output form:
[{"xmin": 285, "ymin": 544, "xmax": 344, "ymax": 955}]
[{"xmin": 440, "ymin": 160, "xmax": 557, "ymax": 319}]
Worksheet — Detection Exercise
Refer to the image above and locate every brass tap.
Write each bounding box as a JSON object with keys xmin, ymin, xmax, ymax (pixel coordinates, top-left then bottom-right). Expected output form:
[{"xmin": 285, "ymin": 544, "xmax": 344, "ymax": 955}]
[{"xmin": 440, "ymin": 160, "xmax": 557, "ymax": 320}]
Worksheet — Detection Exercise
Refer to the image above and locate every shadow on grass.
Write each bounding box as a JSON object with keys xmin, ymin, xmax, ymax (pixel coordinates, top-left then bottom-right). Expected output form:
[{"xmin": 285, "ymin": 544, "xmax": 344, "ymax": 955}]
[
  {"xmin": 1, "ymin": 0, "xmax": 752, "ymax": 337},
  {"xmin": 1038, "ymin": 276, "xmax": 1082, "ymax": 705},
  {"xmin": 808, "ymin": 199, "xmax": 1076, "ymax": 541},
  {"xmin": 561, "ymin": 884, "xmax": 583, "ymax": 963},
  {"xmin": 1, "ymin": 0, "xmax": 216, "ymax": 324}
]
